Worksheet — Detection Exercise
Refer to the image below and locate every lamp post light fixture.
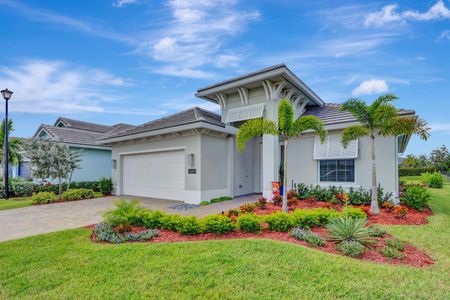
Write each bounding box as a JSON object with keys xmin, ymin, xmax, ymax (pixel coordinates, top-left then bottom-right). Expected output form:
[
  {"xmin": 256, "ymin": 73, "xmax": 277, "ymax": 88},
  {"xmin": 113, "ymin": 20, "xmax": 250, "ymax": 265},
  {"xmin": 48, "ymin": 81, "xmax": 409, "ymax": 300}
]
[{"xmin": 1, "ymin": 88, "xmax": 13, "ymax": 199}]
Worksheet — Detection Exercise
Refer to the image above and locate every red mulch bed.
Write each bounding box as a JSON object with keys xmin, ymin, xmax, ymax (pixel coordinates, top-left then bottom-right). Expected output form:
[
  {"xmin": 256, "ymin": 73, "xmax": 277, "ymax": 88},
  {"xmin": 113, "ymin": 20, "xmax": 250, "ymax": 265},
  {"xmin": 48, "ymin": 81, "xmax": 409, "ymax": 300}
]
[
  {"xmin": 252, "ymin": 202, "xmax": 433, "ymax": 225},
  {"xmin": 88, "ymin": 225, "xmax": 434, "ymax": 268}
]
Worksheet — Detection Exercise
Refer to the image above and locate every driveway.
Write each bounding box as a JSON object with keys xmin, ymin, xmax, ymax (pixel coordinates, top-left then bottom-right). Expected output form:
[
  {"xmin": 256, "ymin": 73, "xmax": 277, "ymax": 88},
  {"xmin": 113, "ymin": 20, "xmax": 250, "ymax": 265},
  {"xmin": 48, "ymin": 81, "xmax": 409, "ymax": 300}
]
[{"xmin": 0, "ymin": 194, "xmax": 260, "ymax": 242}]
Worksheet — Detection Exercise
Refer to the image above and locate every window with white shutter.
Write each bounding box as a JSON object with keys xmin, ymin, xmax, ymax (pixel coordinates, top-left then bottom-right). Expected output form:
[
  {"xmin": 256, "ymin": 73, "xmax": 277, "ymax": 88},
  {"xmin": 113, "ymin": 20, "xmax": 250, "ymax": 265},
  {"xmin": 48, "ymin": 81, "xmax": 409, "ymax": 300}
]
[
  {"xmin": 313, "ymin": 135, "xmax": 358, "ymax": 160},
  {"xmin": 225, "ymin": 103, "xmax": 265, "ymax": 123}
]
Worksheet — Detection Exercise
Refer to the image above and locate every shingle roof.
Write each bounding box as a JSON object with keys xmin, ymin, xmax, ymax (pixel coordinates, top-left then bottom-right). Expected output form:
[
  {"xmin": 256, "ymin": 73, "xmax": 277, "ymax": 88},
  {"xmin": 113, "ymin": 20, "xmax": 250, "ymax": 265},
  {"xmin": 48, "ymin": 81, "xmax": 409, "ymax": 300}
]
[
  {"xmin": 303, "ymin": 103, "xmax": 416, "ymax": 126},
  {"xmin": 55, "ymin": 117, "xmax": 113, "ymax": 133},
  {"xmin": 38, "ymin": 125, "xmax": 108, "ymax": 146},
  {"xmin": 104, "ymin": 107, "xmax": 224, "ymax": 139}
]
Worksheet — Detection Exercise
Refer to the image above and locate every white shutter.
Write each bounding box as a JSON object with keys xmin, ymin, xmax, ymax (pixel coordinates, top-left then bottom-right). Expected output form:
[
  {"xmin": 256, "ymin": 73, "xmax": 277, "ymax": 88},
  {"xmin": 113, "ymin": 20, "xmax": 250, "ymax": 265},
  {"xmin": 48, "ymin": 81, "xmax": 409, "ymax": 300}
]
[
  {"xmin": 314, "ymin": 135, "xmax": 358, "ymax": 159},
  {"xmin": 225, "ymin": 103, "xmax": 265, "ymax": 123}
]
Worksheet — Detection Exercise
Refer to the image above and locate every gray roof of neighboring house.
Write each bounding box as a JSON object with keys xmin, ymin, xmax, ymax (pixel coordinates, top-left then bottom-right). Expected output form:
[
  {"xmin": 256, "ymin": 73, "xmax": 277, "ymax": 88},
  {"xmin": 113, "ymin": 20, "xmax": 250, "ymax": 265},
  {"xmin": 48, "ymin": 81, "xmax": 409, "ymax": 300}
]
[
  {"xmin": 54, "ymin": 117, "xmax": 113, "ymax": 133},
  {"xmin": 103, "ymin": 107, "xmax": 224, "ymax": 140},
  {"xmin": 303, "ymin": 103, "xmax": 416, "ymax": 126}
]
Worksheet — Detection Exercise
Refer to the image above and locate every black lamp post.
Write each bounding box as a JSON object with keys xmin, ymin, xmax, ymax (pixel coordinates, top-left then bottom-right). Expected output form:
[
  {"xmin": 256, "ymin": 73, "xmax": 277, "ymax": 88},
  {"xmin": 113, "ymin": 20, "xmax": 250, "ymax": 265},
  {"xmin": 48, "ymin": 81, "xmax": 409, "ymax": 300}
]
[{"xmin": 1, "ymin": 88, "xmax": 13, "ymax": 199}]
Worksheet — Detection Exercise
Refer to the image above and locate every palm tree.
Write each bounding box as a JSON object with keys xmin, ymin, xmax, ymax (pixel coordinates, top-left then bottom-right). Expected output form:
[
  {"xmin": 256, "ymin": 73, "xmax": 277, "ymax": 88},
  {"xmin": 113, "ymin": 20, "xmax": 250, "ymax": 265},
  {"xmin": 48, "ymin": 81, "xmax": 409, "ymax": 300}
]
[
  {"xmin": 237, "ymin": 99, "xmax": 326, "ymax": 212},
  {"xmin": 340, "ymin": 94, "xmax": 430, "ymax": 215},
  {"xmin": 0, "ymin": 119, "xmax": 23, "ymax": 175}
]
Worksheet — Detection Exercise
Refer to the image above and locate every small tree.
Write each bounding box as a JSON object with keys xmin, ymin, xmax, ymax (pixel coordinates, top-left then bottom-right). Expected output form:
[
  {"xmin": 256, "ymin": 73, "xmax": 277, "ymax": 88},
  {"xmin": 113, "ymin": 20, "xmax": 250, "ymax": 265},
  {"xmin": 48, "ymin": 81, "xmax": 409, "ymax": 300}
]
[
  {"xmin": 340, "ymin": 94, "xmax": 430, "ymax": 215},
  {"xmin": 27, "ymin": 140, "xmax": 81, "ymax": 195},
  {"xmin": 430, "ymin": 145, "xmax": 450, "ymax": 172},
  {"xmin": 237, "ymin": 99, "xmax": 326, "ymax": 212}
]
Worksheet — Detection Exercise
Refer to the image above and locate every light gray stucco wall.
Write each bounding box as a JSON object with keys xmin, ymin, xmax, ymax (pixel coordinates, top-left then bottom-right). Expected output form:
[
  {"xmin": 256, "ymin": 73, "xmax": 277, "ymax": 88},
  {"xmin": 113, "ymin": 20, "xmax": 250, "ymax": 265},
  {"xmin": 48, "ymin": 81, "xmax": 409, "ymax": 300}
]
[
  {"xmin": 287, "ymin": 131, "xmax": 398, "ymax": 196},
  {"xmin": 233, "ymin": 138, "xmax": 258, "ymax": 196},
  {"xmin": 69, "ymin": 147, "xmax": 111, "ymax": 182},
  {"xmin": 200, "ymin": 134, "xmax": 229, "ymax": 198}
]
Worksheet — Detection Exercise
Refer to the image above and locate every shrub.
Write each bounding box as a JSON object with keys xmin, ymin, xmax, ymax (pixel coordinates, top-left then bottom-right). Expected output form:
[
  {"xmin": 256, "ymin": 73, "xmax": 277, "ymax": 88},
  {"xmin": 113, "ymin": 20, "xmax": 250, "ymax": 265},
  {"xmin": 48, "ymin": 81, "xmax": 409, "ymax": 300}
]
[
  {"xmin": 336, "ymin": 193, "xmax": 350, "ymax": 206},
  {"xmin": 287, "ymin": 189, "xmax": 298, "ymax": 199},
  {"xmin": 200, "ymin": 201, "xmax": 210, "ymax": 206},
  {"xmin": 367, "ymin": 225, "xmax": 387, "ymax": 237},
  {"xmin": 60, "ymin": 189, "xmax": 95, "ymax": 201},
  {"xmin": 103, "ymin": 200, "xmax": 147, "ymax": 227},
  {"xmin": 385, "ymin": 238, "xmax": 405, "ymax": 251},
  {"xmin": 421, "ymin": 172, "xmax": 444, "ymax": 188},
  {"xmin": 237, "ymin": 213, "xmax": 262, "ymax": 233},
  {"xmin": 341, "ymin": 207, "xmax": 367, "ymax": 219},
  {"xmin": 239, "ymin": 203, "xmax": 256, "ymax": 213},
  {"xmin": 379, "ymin": 246, "xmax": 405, "ymax": 259},
  {"xmin": 381, "ymin": 200, "xmax": 395, "ymax": 212},
  {"xmin": 393, "ymin": 205, "xmax": 408, "ymax": 219},
  {"xmin": 160, "ymin": 214, "xmax": 182, "ymax": 231},
  {"xmin": 255, "ymin": 197, "xmax": 267, "ymax": 209},
  {"xmin": 348, "ymin": 187, "xmax": 371, "ymax": 205},
  {"xmin": 307, "ymin": 185, "xmax": 334, "ymax": 202},
  {"xmin": 290, "ymin": 208, "xmax": 339, "ymax": 229},
  {"xmin": 142, "ymin": 210, "xmax": 166, "ymax": 229},
  {"xmin": 290, "ymin": 227, "xmax": 325, "ymax": 247},
  {"xmin": 94, "ymin": 223, "xmax": 124, "ymax": 244},
  {"xmin": 400, "ymin": 184, "xmax": 430, "ymax": 211},
  {"xmin": 326, "ymin": 217, "xmax": 374, "ymax": 245},
  {"xmin": 265, "ymin": 212, "xmax": 292, "ymax": 232},
  {"xmin": 399, "ymin": 167, "xmax": 436, "ymax": 177},
  {"xmin": 287, "ymin": 197, "xmax": 298, "ymax": 207},
  {"xmin": 211, "ymin": 196, "xmax": 233, "ymax": 203},
  {"xmin": 98, "ymin": 177, "xmax": 113, "ymax": 195},
  {"xmin": 201, "ymin": 215, "xmax": 236, "ymax": 234},
  {"xmin": 124, "ymin": 229, "xmax": 160, "ymax": 242},
  {"xmin": 10, "ymin": 181, "xmax": 34, "ymax": 197},
  {"xmin": 336, "ymin": 241, "xmax": 366, "ymax": 258},
  {"xmin": 176, "ymin": 216, "xmax": 202, "ymax": 235},
  {"xmin": 227, "ymin": 208, "xmax": 240, "ymax": 220},
  {"xmin": 31, "ymin": 191, "xmax": 58, "ymax": 204},
  {"xmin": 294, "ymin": 183, "xmax": 310, "ymax": 199},
  {"xmin": 272, "ymin": 195, "xmax": 282, "ymax": 206}
]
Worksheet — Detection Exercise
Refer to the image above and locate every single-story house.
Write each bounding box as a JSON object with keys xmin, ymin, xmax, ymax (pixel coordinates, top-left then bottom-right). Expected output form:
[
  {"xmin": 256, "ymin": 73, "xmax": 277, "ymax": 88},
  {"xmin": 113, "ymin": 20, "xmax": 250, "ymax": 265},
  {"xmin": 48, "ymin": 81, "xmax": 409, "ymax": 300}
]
[
  {"xmin": 100, "ymin": 64, "xmax": 415, "ymax": 204},
  {"xmin": 32, "ymin": 117, "xmax": 133, "ymax": 182}
]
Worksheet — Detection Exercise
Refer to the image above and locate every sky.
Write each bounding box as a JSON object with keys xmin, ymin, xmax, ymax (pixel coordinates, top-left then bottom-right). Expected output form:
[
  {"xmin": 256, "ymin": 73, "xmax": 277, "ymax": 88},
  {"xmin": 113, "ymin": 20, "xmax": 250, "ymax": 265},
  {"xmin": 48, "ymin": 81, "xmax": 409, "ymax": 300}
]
[{"xmin": 0, "ymin": 0, "xmax": 449, "ymax": 156}]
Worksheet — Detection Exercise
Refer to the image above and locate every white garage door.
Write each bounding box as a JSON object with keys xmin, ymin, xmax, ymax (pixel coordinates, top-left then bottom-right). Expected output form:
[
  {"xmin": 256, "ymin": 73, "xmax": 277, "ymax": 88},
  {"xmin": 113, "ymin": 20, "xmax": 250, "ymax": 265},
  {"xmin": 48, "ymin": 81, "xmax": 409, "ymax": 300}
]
[{"xmin": 122, "ymin": 150, "xmax": 185, "ymax": 199}]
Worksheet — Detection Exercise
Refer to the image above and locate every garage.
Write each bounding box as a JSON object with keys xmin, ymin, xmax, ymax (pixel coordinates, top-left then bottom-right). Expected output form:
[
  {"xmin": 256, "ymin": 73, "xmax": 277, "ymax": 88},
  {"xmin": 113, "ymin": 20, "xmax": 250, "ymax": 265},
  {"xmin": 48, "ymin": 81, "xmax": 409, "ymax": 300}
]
[{"xmin": 122, "ymin": 150, "xmax": 185, "ymax": 200}]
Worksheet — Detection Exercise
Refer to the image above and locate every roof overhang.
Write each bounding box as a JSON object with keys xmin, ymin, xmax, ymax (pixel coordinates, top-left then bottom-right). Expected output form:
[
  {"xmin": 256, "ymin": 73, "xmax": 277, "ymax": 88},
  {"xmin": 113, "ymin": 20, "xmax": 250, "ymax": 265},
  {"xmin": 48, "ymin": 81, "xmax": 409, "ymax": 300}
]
[
  {"xmin": 195, "ymin": 64, "xmax": 325, "ymax": 107},
  {"xmin": 100, "ymin": 121, "xmax": 237, "ymax": 144}
]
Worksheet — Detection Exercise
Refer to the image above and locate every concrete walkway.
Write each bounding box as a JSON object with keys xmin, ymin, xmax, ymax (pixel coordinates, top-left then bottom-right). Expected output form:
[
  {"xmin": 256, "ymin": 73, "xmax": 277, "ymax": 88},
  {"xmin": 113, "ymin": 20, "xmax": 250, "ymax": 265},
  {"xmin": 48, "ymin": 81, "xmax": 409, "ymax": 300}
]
[{"xmin": 0, "ymin": 194, "xmax": 260, "ymax": 242}]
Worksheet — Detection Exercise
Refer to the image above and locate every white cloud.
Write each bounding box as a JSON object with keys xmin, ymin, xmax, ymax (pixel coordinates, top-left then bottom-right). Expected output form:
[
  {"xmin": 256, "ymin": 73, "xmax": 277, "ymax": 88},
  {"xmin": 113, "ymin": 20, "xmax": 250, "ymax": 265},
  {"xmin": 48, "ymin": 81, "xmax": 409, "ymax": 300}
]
[
  {"xmin": 352, "ymin": 79, "xmax": 389, "ymax": 96},
  {"xmin": 140, "ymin": 0, "xmax": 260, "ymax": 78},
  {"xmin": 365, "ymin": 1, "xmax": 450, "ymax": 27},
  {"xmin": 113, "ymin": 0, "xmax": 139, "ymax": 7},
  {"xmin": 0, "ymin": 60, "xmax": 132, "ymax": 114},
  {"xmin": 438, "ymin": 30, "xmax": 450, "ymax": 41},
  {"xmin": 430, "ymin": 123, "xmax": 450, "ymax": 133}
]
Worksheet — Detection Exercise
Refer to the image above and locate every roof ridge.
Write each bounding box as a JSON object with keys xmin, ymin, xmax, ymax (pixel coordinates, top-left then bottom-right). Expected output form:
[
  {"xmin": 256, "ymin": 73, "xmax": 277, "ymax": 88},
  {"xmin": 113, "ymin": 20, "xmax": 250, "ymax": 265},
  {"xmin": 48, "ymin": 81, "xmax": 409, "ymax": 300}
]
[
  {"xmin": 57, "ymin": 117, "xmax": 112, "ymax": 129},
  {"xmin": 137, "ymin": 107, "xmax": 197, "ymax": 128}
]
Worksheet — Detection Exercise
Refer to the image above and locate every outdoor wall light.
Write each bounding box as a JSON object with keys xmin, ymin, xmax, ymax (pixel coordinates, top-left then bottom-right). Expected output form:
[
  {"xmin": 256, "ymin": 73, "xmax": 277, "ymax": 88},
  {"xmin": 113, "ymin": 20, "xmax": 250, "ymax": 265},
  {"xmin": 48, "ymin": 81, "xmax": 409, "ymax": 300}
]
[
  {"xmin": 188, "ymin": 153, "xmax": 195, "ymax": 168},
  {"xmin": 112, "ymin": 159, "xmax": 117, "ymax": 169}
]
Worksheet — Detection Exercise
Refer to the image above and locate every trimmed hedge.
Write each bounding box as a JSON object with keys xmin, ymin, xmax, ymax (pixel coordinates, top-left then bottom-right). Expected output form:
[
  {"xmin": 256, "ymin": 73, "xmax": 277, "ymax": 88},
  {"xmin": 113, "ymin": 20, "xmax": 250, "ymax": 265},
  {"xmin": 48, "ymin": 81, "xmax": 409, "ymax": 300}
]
[
  {"xmin": 399, "ymin": 167, "xmax": 436, "ymax": 176},
  {"xmin": 34, "ymin": 181, "xmax": 104, "ymax": 193},
  {"xmin": 60, "ymin": 189, "xmax": 95, "ymax": 201}
]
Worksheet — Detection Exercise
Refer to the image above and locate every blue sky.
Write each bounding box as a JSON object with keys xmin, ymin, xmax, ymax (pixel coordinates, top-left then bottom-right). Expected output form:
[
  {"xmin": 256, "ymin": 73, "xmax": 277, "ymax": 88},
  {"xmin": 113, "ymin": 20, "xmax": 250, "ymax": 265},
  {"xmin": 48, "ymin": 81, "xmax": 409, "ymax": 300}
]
[{"xmin": 0, "ymin": 0, "xmax": 449, "ymax": 156}]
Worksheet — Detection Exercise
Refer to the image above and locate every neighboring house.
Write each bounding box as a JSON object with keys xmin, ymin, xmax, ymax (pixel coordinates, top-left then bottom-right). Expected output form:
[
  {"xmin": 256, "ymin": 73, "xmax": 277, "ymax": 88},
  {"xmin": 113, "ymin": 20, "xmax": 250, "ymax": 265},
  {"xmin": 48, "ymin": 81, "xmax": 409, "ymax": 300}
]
[
  {"xmin": 32, "ymin": 117, "xmax": 133, "ymax": 182},
  {"xmin": 100, "ymin": 64, "xmax": 416, "ymax": 204}
]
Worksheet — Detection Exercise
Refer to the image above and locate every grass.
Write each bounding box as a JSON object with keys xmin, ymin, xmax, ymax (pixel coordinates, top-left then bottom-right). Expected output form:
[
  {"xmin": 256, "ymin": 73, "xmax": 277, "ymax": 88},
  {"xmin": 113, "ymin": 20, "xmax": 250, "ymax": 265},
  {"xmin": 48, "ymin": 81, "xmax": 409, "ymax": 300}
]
[
  {"xmin": 0, "ymin": 177, "xmax": 448, "ymax": 299},
  {"xmin": 0, "ymin": 192, "xmax": 104, "ymax": 211}
]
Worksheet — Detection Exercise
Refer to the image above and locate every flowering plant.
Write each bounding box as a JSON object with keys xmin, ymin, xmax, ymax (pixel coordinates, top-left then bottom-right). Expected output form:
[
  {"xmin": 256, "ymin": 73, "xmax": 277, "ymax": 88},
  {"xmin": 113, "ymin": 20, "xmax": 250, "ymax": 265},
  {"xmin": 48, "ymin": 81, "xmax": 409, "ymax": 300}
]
[
  {"xmin": 256, "ymin": 197, "xmax": 267, "ymax": 209},
  {"xmin": 272, "ymin": 195, "xmax": 282, "ymax": 206},
  {"xmin": 393, "ymin": 205, "xmax": 408, "ymax": 219},
  {"xmin": 381, "ymin": 201, "xmax": 395, "ymax": 212},
  {"xmin": 336, "ymin": 193, "xmax": 350, "ymax": 205}
]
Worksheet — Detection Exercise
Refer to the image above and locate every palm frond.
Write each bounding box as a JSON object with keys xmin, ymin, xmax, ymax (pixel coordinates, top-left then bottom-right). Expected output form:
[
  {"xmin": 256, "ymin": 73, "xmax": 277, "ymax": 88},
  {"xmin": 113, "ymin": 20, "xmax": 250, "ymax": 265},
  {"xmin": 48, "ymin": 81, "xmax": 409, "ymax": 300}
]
[
  {"xmin": 368, "ymin": 94, "xmax": 398, "ymax": 113},
  {"xmin": 236, "ymin": 119, "xmax": 278, "ymax": 152},
  {"xmin": 341, "ymin": 125, "xmax": 370, "ymax": 148},
  {"xmin": 340, "ymin": 98, "xmax": 370, "ymax": 124},
  {"xmin": 372, "ymin": 103, "xmax": 398, "ymax": 127},
  {"xmin": 291, "ymin": 116, "xmax": 326, "ymax": 142},
  {"xmin": 278, "ymin": 98, "xmax": 294, "ymax": 135},
  {"xmin": 380, "ymin": 116, "xmax": 430, "ymax": 140}
]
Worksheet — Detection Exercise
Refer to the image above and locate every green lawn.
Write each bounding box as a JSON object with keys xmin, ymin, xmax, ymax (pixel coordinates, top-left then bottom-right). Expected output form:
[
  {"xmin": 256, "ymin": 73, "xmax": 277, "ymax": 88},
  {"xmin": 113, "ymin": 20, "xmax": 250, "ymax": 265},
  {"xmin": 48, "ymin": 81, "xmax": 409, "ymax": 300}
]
[{"xmin": 0, "ymin": 178, "xmax": 449, "ymax": 299}]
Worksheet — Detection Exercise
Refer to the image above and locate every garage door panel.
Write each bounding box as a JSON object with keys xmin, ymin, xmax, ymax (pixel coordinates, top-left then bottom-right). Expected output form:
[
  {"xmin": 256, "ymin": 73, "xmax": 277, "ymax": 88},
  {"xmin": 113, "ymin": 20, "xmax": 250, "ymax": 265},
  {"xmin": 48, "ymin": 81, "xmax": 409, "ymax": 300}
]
[{"xmin": 122, "ymin": 150, "xmax": 185, "ymax": 198}]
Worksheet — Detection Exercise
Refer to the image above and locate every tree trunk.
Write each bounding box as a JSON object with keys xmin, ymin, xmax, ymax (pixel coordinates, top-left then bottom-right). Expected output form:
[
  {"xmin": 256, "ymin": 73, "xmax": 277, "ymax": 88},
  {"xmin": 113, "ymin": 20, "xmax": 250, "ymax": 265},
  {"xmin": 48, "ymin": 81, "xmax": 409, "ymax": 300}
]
[
  {"xmin": 58, "ymin": 176, "xmax": 62, "ymax": 196},
  {"xmin": 370, "ymin": 136, "xmax": 380, "ymax": 215},
  {"xmin": 66, "ymin": 170, "xmax": 74, "ymax": 192},
  {"xmin": 282, "ymin": 138, "xmax": 289, "ymax": 212}
]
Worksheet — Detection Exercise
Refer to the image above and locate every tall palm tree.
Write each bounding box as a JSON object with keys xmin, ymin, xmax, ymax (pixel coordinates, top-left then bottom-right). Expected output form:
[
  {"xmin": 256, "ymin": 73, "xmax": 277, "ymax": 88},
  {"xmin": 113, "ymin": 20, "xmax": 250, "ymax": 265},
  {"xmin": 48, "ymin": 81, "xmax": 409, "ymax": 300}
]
[
  {"xmin": 340, "ymin": 94, "xmax": 430, "ymax": 215},
  {"xmin": 0, "ymin": 119, "xmax": 23, "ymax": 175},
  {"xmin": 237, "ymin": 99, "xmax": 326, "ymax": 212}
]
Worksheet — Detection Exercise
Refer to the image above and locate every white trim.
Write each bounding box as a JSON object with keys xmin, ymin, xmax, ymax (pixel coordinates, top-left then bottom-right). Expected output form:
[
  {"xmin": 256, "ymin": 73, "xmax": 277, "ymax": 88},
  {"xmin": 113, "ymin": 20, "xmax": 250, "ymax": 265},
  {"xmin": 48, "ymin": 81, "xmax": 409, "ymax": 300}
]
[
  {"xmin": 216, "ymin": 93, "xmax": 227, "ymax": 110},
  {"xmin": 66, "ymin": 143, "xmax": 111, "ymax": 150},
  {"xmin": 237, "ymin": 87, "xmax": 249, "ymax": 106},
  {"xmin": 316, "ymin": 159, "xmax": 358, "ymax": 186},
  {"xmin": 118, "ymin": 146, "xmax": 187, "ymax": 156}
]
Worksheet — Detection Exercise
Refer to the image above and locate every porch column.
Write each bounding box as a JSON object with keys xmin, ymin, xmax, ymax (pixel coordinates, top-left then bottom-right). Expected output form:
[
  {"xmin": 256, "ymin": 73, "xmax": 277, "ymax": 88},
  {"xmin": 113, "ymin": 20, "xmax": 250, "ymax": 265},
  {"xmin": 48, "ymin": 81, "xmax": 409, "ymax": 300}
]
[{"xmin": 262, "ymin": 134, "xmax": 280, "ymax": 199}]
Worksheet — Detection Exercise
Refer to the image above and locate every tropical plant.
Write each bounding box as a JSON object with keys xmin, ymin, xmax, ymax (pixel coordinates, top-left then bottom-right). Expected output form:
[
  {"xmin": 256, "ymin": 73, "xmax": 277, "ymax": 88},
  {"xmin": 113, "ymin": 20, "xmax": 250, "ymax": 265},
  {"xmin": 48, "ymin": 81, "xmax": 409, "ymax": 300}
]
[
  {"xmin": 326, "ymin": 217, "xmax": 374, "ymax": 245},
  {"xmin": 103, "ymin": 200, "xmax": 147, "ymax": 227},
  {"xmin": 236, "ymin": 99, "xmax": 326, "ymax": 212},
  {"xmin": 367, "ymin": 224, "xmax": 387, "ymax": 237},
  {"xmin": 336, "ymin": 240, "xmax": 366, "ymax": 258},
  {"xmin": 98, "ymin": 177, "xmax": 113, "ymax": 195},
  {"xmin": 379, "ymin": 246, "xmax": 405, "ymax": 259},
  {"xmin": 237, "ymin": 213, "xmax": 262, "ymax": 233},
  {"xmin": 290, "ymin": 227, "xmax": 326, "ymax": 247},
  {"xmin": 0, "ymin": 119, "xmax": 23, "ymax": 173},
  {"xmin": 201, "ymin": 214, "xmax": 236, "ymax": 234},
  {"xmin": 340, "ymin": 94, "xmax": 430, "ymax": 214},
  {"xmin": 385, "ymin": 238, "xmax": 405, "ymax": 251},
  {"xmin": 400, "ymin": 184, "xmax": 430, "ymax": 211}
]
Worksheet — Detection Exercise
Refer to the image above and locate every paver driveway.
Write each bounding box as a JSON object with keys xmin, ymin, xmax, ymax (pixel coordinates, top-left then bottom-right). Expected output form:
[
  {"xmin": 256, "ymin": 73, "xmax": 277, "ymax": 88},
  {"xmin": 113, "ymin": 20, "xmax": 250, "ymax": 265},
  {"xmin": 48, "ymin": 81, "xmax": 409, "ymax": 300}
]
[{"xmin": 0, "ymin": 194, "xmax": 260, "ymax": 242}]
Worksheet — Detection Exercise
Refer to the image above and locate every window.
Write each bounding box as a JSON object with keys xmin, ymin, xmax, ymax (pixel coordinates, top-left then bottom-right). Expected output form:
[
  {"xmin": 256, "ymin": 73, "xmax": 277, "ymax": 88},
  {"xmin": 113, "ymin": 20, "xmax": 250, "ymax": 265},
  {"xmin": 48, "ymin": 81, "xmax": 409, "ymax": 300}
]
[{"xmin": 319, "ymin": 159, "xmax": 355, "ymax": 182}]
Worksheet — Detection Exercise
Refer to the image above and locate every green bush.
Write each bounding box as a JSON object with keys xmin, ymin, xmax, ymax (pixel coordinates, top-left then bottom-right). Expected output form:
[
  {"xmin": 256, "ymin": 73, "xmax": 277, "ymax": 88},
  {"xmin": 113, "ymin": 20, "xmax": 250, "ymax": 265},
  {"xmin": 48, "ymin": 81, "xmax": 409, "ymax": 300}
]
[
  {"xmin": 98, "ymin": 177, "xmax": 113, "ymax": 195},
  {"xmin": 379, "ymin": 246, "xmax": 405, "ymax": 259},
  {"xmin": 31, "ymin": 191, "xmax": 58, "ymax": 204},
  {"xmin": 160, "ymin": 214, "xmax": 182, "ymax": 231},
  {"xmin": 201, "ymin": 215, "xmax": 236, "ymax": 234},
  {"xmin": 336, "ymin": 241, "xmax": 366, "ymax": 258},
  {"xmin": 326, "ymin": 217, "xmax": 374, "ymax": 245},
  {"xmin": 94, "ymin": 223, "xmax": 159, "ymax": 244},
  {"xmin": 176, "ymin": 216, "xmax": 202, "ymax": 235},
  {"xmin": 60, "ymin": 189, "xmax": 95, "ymax": 201},
  {"xmin": 290, "ymin": 227, "xmax": 325, "ymax": 247},
  {"xmin": 400, "ymin": 184, "xmax": 430, "ymax": 211},
  {"xmin": 141, "ymin": 210, "xmax": 166, "ymax": 229},
  {"xmin": 341, "ymin": 207, "xmax": 367, "ymax": 219},
  {"xmin": 385, "ymin": 238, "xmax": 405, "ymax": 251},
  {"xmin": 34, "ymin": 181, "xmax": 101, "ymax": 193},
  {"xmin": 124, "ymin": 229, "xmax": 160, "ymax": 242},
  {"xmin": 210, "ymin": 196, "xmax": 233, "ymax": 203},
  {"xmin": 11, "ymin": 181, "xmax": 34, "ymax": 197},
  {"xmin": 290, "ymin": 208, "xmax": 339, "ymax": 229},
  {"xmin": 367, "ymin": 225, "xmax": 387, "ymax": 237},
  {"xmin": 237, "ymin": 213, "xmax": 262, "ymax": 233},
  {"xmin": 265, "ymin": 212, "xmax": 292, "ymax": 232},
  {"xmin": 421, "ymin": 172, "xmax": 444, "ymax": 188},
  {"xmin": 103, "ymin": 200, "xmax": 147, "ymax": 227},
  {"xmin": 399, "ymin": 167, "xmax": 436, "ymax": 177},
  {"xmin": 347, "ymin": 187, "xmax": 371, "ymax": 205}
]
